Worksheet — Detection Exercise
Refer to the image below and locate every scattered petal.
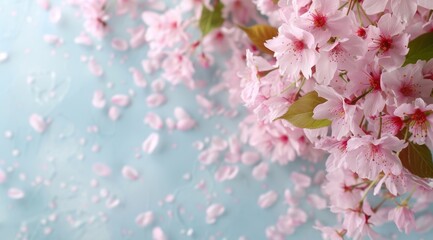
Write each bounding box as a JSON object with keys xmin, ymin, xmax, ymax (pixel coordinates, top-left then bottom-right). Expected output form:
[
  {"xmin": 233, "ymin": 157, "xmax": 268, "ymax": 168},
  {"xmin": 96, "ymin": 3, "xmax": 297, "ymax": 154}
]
[
  {"xmin": 136, "ymin": 211, "xmax": 154, "ymax": 227},
  {"xmin": 152, "ymin": 227, "xmax": 167, "ymax": 240},
  {"xmin": 214, "ymin": 165, "xmax": 239, "ymax": 182},
  {"xmin": 75, "ymin": 33, "xmax": 93, "ymax": 46},
  {"xmin": 258, "ymin": 190, "xmax": 278, "ymax": 209},
  {"xmin": 92, "ymin": 90, "xmax": 106, "ymax": 109},
  {"xmin": 111, "ymin": 38, "xmax": 128, "ymax": 51},
  {"xmin": 252, "ymin": 162, "xmax": 268, "ymax": 180},
  {"xmin": 206, "ymin": 203, "xmax": 225, "ymax": 224},
  {"xmin": 43, "ymin": 34, "xmax": 60, "ymax": 45},
  {"xmin": 130, "ymin": 68, "xmax": 147, "ymax": 88},
  {"xmin": 49, "ymin": 7, "xmax": 62, "ymax": 23},
  {"xmin": 144, "ymin": 112, "xmax": 163, "ymax": 130},
  {"xmin": 0, "ymin": 52, "xmax": 9, "ymax": 63},
  {"xmin": 146, "ymin": 93, "xmax": 166, "ymax": 108},
  {"xmin": 0, "ymin": 169, "xmax": 6, "ymax": 183},
  {"xmin": 37, "ymin": 0, "xmax": 50, "ymax": 10},
  {"xmin": 176, "ymin": 118, "xmax": 196, "ymax": 131},
  {"xmin": 111, "ymin": 94, "xmax": 130, "ymax": 107},
  {"xmin": 88, "ymin": 58, "xmax": 103, "ymax": 77},
  {"xmin": 29, "ymin": 114, "xmax": 47, "ymax": 133},
  {"xmin": 8, "ymin": 188, "xmax": 25, "ymax": 199},
  {"xmin": 241, "ymin": 151, "xmax": 260, "ymax": 165},
  {"xmin": 122, "ymin": 166, "xmax": 139, "ymax": 180},
  {"xmin": 108, "ymin": 106, "xmax": 120, "ymax": 121},
  {"xmin": 142, "ymin": 133, "xmax": 159, "ymax": 154},
  {"xmin": 92, "ymin": 163, "xmax": 112, "ymax": 177}
]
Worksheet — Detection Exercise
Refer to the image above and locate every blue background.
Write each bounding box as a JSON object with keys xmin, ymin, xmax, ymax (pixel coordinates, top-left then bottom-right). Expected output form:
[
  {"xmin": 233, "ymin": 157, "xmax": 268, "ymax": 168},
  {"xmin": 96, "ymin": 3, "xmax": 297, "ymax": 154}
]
[{"xmin": 0, "ymin": 0, "xmax": 432, "ymax": 239}]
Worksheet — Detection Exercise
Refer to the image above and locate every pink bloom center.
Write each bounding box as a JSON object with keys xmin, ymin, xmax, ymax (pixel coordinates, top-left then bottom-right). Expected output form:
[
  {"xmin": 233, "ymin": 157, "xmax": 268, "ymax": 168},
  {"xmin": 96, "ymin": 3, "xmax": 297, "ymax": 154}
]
[
  {"xmin": 364, "ymin": 213, "xmax": 371, "ymax": 224},
  {"xmin": 280, "ymin": 135, "xmax": 289, "ymax": 143},
  {"xmin": 216, "ymin": 32, "xmax": 224, "ymax": 41},
  {"xmin": 411, "ymin": 109, "xmax": 427, "ymax": 125},
  {"xmin": 357, "ymin": 28, "xmax": 366, "ymax": 38},
  {"xmin": 399, "ymin": 82, "xmax": 415, "ymax": 97},
  {"xmin": 293, "ymin": 40, "xmax": 305, "ymax": 52},
  {"xmin": 312, "ymin": 11, "xmax": 327, "ymax": 28},
  {"xmin": 170, "ymin": 21, "xmax": 178, "ymax": 29},
  {"xmin": 234, "ymin": 0, "xmax": 242, "ymax": 9},
  {"xmin": 377, "ymin": 35, "xmax": 393, "ymax": 53},
  {"xmin": 343, "ymin": 184, "xmax": 353, "ymax": 192},
  {"xmin": 368, "ymin": 72, "xmax": 381, "ymax": 91},
  {"xmin": 370, "ymin": 144, "xmax": 380, "ymax": 154}
]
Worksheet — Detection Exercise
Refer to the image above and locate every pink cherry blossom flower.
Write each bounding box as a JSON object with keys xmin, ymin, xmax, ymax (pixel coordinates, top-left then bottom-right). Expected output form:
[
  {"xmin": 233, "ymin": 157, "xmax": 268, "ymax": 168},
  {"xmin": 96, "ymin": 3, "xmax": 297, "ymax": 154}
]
[
  {"xmin": 254, "ymin": 0, "xmax": 279, "ymax": 15},
  {"xmin": 323, "ymin": 168, "xmax": 363, "ymax": 211},
  {"xmin": 240, "ymin": 49, "xmax": 275, "ymax": 107},
  {"xmin": 346, "ymin": 60, "xmax": 386, "ymax": 117},
  {"xmin": 116, "ymin": 0, "xmax": 137, "ymax": 17},
  {"xmin": 388, "ymin": 205, "xmax": 416, "ymax": 234},
  {"xmin": 243, "ymin": 119, "xmax": 309, "ymax": 164},
  {"xmin": 314, "ymin": 222, "xmax": 344, "ymax": 240},
  {"xmin": 221, "ymin": 0, "xmax": 257, "ymax": 25},
  {"xmin": 313, "ymin": 86, "xmax": 356, "ymax": 140},
  {"xmin": 317, "ymin": 137, "xmax": 349, "ymax": 171},
  {"xmin": 394, "ymin": 98, "xmax": 433, "ymax": 146},
  {"xmin": 275, "ymin": 207, "xmax": 308, "ymax": 235},
  {"xmin": 367, "ymin": 14, "xmax": 409, "ymax": 70},
  {"xmin": 345, "ymin": 135, "xmax": 406, "ymax": 180},
  {"xmin": 162, "ymin": 51, "xmax": 195, "ymax": 89},
  {"xmin": 316, "ymin": 35, "xmax": 367, "ymax": 85},
  {"xmin": 80, "ymin": 0, "xmax": 110, "ymax": 39},
  {"xmin": 297, "ymin": 0, "xmax": 350, "ymax": 44},
  {"xmin": 142, "ymin": 8, "xmax": 187, "ymax": 52},
  {"xmin": 362, "ymin": 0, "xmax": 420, "ymax": 21},
  {"xmin": 378, "ymin": 114, "xmax": 404, "ymax": 136},
  {"xmin": 382, "ymin": 62, "xmax": 433, "ymax": 106},
  {"xmin": 342, "ymin": 204, "xmax": 382, "ymax": 240},
  {"xmin": 266, "ymin": 23, "xmax": 318, "ymax": 78}
]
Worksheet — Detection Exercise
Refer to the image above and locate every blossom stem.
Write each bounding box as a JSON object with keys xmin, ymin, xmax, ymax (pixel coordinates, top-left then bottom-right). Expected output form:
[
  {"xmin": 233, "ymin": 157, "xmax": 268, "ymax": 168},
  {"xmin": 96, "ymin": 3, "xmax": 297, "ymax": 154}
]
[
  {"xmin": 338, "ymin": 2, "xmax": 349, "ymax": 11},
  {"xmin": 349, "ymin": 181, "xmax": 369, "ymax": 189},
  {"xmin": 257, "ymin": 67, "xmax": 279, "ymax": 79},
  {"xmin": 295, "ymin": 76, "xmax": 307, "ymax": 99},
  {"xmin": 359, "ymin": 174, "xmax": 383, "ymax": 206},
  {"xmin": 338, "ymin": 229, "xmax": 347, "ymax": 238},
  {"xmin": 404, "ymin": 127, "xmax": 410, "ymax": 142},
  {"xmin": 357, "ymin": 1, "xmax": 375, "ymax": 26},
  {"xmin": 348, "ymin": 87, "xmax": 373, "ymax": 105},
  {"xmin": 346, "ymin": 0, "xmax": 354, "ymax": 15},
  {"xmin": 359, "ymin": 115, "xmax": 365, "ymax": 128},
  {"xmin": 279, "ymin": 80, "xmax": 297, "ymax": 94},
  {"xmin": 355, "ymin": 2, "xmax": 364, "ymax": 27},
  {"xmin": 401, "ymin": 187, "xmax": 417, "ymax": 206},
  {"xmin": 377, "ymin": 114, "xmax": 383, "ymax": 139}
]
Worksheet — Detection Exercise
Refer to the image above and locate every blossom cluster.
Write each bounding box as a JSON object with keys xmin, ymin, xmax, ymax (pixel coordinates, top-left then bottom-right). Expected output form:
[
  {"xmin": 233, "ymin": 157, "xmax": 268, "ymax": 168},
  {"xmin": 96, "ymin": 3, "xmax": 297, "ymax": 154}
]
[
  {"xmin": 49, "ymin": 0, "xmax": 433, "ymax": 239},
  {"xmin": 239, "ymin": 0, "xmax": 433, "ymax": 239}
]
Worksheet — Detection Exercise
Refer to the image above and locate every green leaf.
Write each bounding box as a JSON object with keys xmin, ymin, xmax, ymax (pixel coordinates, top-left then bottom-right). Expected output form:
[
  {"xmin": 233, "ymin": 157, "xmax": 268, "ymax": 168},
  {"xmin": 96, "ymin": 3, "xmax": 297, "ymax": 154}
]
[
  {"xmin": 404, "ymin": 31, "xmax": 433, "ymax": 66},
  {"xmin": 399, "ymin": 142, "xmax": 433, "ymax": 178},
  {"xmin": 276, "ymin": 91, "xmax": 332, "ymax": 129},
  {"xmin": 199, "ymin": 2, "xmax": 224, "ymax": 36},
  {"xmin": 239, "ymin": 24, "xmax": 278, "ymax": 55}
]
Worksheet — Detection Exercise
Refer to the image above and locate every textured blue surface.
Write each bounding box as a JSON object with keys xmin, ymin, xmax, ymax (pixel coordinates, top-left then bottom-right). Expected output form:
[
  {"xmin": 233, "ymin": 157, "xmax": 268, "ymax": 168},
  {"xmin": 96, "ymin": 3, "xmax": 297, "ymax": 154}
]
[{"xmin": 0, "ymin": 0, "xmax": 432, "ymax": 239}]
